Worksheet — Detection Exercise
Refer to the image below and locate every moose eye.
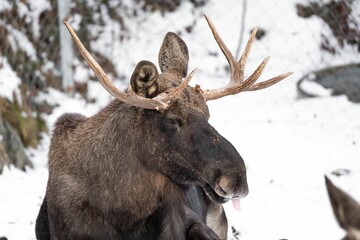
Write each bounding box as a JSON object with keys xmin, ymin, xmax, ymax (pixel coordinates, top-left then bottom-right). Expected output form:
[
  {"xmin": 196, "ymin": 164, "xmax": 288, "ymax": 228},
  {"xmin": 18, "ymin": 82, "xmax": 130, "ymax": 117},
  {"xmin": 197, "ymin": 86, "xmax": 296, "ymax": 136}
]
[{"xmin": 163, "ymin": 118, "xmax": 180, "ymax": 130}]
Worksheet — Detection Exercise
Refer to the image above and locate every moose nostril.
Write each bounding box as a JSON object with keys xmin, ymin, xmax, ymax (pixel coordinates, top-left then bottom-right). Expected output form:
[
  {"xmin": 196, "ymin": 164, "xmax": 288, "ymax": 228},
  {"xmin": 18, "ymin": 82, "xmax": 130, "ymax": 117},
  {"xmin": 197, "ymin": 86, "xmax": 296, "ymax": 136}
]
[
  {"xmin": 218, "ymin": 183, "xmax": 227, "ymax": 195},
  {"xmin": 218, "ymin": 175, "xmax": 249, "ymax": 198},
  {"xmin": 218, "ymin": 176, "xmax": 231, "ymax": 195}
]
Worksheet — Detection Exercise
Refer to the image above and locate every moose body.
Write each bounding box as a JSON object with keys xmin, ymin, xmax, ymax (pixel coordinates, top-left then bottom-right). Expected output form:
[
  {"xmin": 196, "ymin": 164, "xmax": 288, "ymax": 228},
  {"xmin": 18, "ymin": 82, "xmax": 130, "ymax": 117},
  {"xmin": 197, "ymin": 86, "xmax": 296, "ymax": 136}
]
[
  {"xmin": 39, "ymin": 96, "xmax": 234, "ymax": 239},
  {"xmin": 36, "ymin": 16, "xmax": 291, "ymax": 240}
]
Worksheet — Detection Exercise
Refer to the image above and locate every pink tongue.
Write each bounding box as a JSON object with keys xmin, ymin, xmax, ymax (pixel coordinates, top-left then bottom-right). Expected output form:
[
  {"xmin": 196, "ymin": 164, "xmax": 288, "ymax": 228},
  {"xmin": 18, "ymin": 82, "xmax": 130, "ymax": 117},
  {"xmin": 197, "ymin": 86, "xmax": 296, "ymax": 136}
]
[{"xmin": 232, "ymin": 198, "xmax": 241, "ymax": 211}]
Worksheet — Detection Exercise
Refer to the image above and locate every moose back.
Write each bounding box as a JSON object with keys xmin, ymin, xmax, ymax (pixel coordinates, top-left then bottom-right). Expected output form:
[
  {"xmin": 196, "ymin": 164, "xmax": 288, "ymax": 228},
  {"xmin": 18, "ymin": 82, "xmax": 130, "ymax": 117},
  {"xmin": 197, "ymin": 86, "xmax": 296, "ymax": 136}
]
[{"xmin": 35, "ymin": 15, "xmax": 291, "ymax": 240}]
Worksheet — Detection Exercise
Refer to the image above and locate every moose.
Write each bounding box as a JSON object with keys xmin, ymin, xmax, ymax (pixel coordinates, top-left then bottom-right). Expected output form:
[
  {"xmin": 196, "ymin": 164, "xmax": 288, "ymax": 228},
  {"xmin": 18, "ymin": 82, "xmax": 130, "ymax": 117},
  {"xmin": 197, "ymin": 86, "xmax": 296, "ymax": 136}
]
[
  {"xmin": 325, "ymin": 176, "xmax": 360, "ymax": 240},
  {"xmin": 35, "ymin": 15, "xmax": 292, "ymax": 240}
]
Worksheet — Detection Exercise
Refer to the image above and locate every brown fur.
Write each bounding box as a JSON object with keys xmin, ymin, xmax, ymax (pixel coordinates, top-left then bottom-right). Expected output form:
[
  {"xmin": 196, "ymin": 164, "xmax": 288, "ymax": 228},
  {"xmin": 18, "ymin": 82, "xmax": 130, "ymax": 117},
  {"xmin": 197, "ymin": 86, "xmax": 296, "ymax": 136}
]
[
  {"xmin": 36, "ymin": 31, "xmax": 248, "ymax": 240},
  {"xmin": 325, "ymin": 176, "xmax": 360, "ymax": 240}
]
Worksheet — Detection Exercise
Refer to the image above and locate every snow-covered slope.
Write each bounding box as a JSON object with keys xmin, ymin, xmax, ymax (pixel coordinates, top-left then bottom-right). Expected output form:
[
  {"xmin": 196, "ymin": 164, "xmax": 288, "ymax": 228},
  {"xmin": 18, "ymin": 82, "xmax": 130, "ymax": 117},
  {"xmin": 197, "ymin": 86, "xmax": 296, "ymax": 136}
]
[{"xmin": 1, "ymin": 0, "xmax": 359, "ymax": 239}]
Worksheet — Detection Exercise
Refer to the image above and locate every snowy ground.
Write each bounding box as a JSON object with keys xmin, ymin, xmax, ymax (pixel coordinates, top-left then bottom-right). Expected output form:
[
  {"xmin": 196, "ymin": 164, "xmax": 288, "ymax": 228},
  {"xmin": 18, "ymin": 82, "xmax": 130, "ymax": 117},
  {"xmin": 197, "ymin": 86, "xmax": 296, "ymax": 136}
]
[{"xmin": 1, "ymin": 0, "xmax": 360, "ymax": 239}]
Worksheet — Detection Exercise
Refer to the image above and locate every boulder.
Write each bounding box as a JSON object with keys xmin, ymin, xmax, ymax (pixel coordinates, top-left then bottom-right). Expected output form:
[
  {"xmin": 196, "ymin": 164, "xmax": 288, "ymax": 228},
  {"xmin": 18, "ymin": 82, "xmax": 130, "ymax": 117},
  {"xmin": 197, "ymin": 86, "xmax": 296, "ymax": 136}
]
[{"xmin": 0, "ymin": 113, "xmax": 33, "ymax": 172}]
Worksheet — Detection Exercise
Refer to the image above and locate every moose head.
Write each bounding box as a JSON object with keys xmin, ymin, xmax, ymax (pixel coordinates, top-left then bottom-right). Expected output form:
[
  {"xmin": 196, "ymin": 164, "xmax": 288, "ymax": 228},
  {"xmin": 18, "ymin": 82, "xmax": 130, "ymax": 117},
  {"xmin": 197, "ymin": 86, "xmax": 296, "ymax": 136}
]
[
  {"xmin": 64, "ymin": 15, "xmax": 291, "ymax": 204},
  {"xmin": 36, "ymin": 16, "xmax": 292, "ymax": 240}
]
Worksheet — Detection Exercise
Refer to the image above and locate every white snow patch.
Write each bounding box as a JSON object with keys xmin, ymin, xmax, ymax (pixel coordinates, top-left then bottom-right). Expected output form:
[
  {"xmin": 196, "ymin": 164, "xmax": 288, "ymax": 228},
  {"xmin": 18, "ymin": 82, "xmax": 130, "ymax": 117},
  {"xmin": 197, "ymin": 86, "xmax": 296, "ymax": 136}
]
[
  {"xmin": 69, "ymin": 13, "xmax": 82, "ymax": 31},
  {"xmin": 16, "ymin": 1, "xmax": 29, "ymax": 18},
  {"xmin": 301, "ymin": 79, "xmax": 333, "ymax": 97},
  {"xmin": 0, "ymin": 0, "xmax": 11, "ymax": 12},
  {"xmin": 41, "ymin": 61, "xmax": 55, "ymax": 73},
  {"xmin": 28, "ymin": 0, "xmax": 51, "ymax": 39},
  {"xmin": 2, "ymin": 22, "xmax": 37, "ymax": 61},
  {"xmin": 0, "ymin": 58, "xmax": 21, "ymax": 101},
  {"xmin": 73, "ymin": 64, "xmax": 89, "ymax": 84}
]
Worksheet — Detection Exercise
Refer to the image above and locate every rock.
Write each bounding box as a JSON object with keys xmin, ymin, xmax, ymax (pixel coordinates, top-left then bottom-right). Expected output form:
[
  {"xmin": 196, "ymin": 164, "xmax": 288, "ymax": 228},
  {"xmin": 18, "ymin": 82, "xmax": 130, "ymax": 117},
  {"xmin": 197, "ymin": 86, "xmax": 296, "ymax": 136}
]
[
  {"xmin": 297, "ymin": 64, "xmax": 360, "ymax": 103},
  {"xmin": 0, "ymin": 141, "xmax": 11, "ymax": 173},
  {"xmin": 0, "ymin": 115, "xmax": 11, "ymax": 173},
  {"xmin": 331, "ymin": 168, "xmax": 351, "ymax": 177},
  {"xmin": 0, "ymin": 113, "xmax": 33, "ymax": 172}
]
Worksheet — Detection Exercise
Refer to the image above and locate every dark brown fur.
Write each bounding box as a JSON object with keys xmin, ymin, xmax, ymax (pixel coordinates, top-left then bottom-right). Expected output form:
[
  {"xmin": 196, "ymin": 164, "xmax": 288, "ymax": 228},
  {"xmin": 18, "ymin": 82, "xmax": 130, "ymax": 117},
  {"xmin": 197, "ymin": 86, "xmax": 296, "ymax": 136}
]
[
  {"xmin": 36, "ymin": 31, "xmax": 248, "ymax": 240},
  {"xmin": 325, "ymin": 176, "xmax": 360, "ymax": 240}
]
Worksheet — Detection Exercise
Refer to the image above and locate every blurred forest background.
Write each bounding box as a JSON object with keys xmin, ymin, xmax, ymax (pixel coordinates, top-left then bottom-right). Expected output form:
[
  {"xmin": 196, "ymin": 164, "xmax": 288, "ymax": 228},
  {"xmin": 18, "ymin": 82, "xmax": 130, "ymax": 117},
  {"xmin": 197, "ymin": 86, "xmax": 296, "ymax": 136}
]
[{"xmin": 0, "ymin": 0, "xmax": 212, "ymax": 171}]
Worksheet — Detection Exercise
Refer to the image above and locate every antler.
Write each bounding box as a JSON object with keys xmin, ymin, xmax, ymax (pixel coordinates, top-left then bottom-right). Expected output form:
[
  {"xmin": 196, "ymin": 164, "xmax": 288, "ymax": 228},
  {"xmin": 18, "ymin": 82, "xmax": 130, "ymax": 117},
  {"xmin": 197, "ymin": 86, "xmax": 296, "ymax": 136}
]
[
  {"xmin": 64, "ymin": 21, "xmax": 195, "ymax": 111},
  {"xmin": 202, "ymin": 15, "xmax": 293, "ymax": 101}
]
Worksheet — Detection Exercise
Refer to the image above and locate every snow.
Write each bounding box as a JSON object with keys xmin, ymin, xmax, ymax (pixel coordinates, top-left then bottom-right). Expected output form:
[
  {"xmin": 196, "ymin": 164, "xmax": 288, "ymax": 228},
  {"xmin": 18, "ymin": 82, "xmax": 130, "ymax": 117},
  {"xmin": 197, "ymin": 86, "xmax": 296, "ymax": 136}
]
[
  {"xmin": 0, "ymin": 58, "xmax": 21, "ymax": 101},
  {"xmin": 0, "ymin": 0, "xmax": 11, "ymax": 12},
  {"xmin": 299, "ymin": 73, "xmax": 333, "ymax": 97},
  {"xmin": 28, "ymin": 0, "xmax": 52, "ymax": 39},
  {"xmin": 73, "ymin": 62, "xmax": 89, "ymax": 84},
  {"xmin": 1, "ymin": 0, "xmax": 360, "ymax": 239},
  {"xmin": 2, "ymin": 23, "xmax": 37, "ymax": 61}
]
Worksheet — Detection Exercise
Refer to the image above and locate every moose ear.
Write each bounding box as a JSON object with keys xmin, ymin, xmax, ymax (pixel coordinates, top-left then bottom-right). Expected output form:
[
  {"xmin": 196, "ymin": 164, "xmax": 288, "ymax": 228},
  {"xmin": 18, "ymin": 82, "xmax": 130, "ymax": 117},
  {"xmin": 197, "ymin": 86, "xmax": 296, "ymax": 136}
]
[
  {"xmin": 158, "ymin": 32, "xmax": 189, "ymax": 78},
  {"xmin": 130, "ymin": 60, "xmax": 159, "ymax": 98},
  {"xmin": 325, "ymin": 176, "xmax": 360, "ymax": 231}
]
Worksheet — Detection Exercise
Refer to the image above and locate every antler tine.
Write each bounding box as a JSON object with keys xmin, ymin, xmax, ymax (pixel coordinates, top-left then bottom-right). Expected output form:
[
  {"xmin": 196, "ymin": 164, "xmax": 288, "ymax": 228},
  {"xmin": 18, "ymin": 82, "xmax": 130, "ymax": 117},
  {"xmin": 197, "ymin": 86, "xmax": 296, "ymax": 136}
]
[
  {"xmin": 247, "ymin": 71, "xmax": 293, "ymax": 91},
  {"xmin": 204, "ymin": 15, "xmax": 236, "ymax": 75},
  {"xmin": 64, "ymin": 21, "xmax": 113, "ymax": 95},
  {"xmin": 202, "ymin": 15, "xmax": 293, "ymax": 101},
  {"xmin": 158, "ymin": 69, "xmax": 197, "ymax": 103},
  {"xmin": 239, "ymin": 28, "xmax": 257, "ymax": 79},
  {"xmin": 238, "ymin": 56, "xmax": 270, "ymax": 91},
  {"xmin": 64, "ymin": 20, "xmax": 195, "ymax": 111}
]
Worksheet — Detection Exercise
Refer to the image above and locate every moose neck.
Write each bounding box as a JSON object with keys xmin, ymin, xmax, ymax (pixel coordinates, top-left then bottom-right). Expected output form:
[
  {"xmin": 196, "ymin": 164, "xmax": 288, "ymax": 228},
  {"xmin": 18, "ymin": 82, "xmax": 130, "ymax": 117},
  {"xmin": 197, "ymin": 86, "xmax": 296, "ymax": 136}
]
[{"xmin": 75, "ymin": 100, "xmax": 187, "ymax": 229}]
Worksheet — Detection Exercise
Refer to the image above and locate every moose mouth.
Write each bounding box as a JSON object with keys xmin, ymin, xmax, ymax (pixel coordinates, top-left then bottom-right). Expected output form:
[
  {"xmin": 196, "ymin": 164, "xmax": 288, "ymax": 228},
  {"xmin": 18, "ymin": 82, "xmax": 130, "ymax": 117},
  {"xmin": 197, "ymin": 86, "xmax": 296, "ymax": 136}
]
[{"xmin": 203, "ymin": 183, "xmax": 230, "ymax": 204}]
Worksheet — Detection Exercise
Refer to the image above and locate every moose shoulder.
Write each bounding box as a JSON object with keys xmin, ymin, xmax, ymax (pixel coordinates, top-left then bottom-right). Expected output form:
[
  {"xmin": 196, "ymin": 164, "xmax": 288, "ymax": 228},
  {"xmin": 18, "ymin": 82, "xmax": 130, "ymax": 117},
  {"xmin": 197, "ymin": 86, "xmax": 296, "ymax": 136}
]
[{"xmin": 36, "ymin": 15, "xmax": 292, "ymax": 240}]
